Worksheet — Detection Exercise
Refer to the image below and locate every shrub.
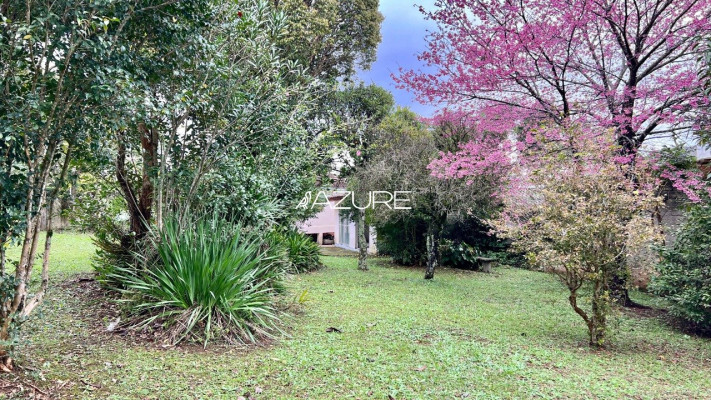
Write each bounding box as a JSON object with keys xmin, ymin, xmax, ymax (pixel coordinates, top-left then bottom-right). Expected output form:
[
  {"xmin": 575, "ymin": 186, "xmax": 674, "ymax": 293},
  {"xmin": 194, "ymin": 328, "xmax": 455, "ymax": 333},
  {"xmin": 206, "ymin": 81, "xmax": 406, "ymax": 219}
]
[
  {"xmin": 375, "ymin": 215, "xmax": 428, "ymax": 265},
  {"xmin": 376, "ymin": 215, "xmax": 513, "ymax": 268},
  {"xmin": 271, "ymin": 229, "xmax": 322, "ymax": 273},
  {"xmin": 494, "ymin": 127, "xmax": 662, "ymax": 347},
  {"xmin": 652, "ymin": 204, "xmax": 711, "ymax": 332},
  {"xmin": 439, "ymin": 239, "xmax": 480, "ymax": 269},
  {"xmin": 109, "ymin": 215, "xmax": 285, "ymax": 346}
]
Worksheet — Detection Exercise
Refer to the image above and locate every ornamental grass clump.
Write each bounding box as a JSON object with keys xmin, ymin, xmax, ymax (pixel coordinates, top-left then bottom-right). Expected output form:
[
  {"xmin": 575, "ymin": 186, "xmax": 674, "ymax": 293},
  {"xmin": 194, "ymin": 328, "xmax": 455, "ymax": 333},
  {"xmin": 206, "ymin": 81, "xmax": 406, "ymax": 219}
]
[{"xmin": 110, "ymin": 215, "xmax": 285, "ymax": 346}]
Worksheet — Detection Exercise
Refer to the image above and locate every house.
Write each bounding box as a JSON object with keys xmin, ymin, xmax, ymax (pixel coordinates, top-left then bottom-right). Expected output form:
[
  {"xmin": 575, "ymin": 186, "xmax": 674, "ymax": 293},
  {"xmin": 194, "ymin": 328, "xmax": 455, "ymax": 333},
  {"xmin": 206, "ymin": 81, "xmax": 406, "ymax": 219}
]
[{"xmin": 296, "ymin": 191, "xmax": 377, "ymax": 254}]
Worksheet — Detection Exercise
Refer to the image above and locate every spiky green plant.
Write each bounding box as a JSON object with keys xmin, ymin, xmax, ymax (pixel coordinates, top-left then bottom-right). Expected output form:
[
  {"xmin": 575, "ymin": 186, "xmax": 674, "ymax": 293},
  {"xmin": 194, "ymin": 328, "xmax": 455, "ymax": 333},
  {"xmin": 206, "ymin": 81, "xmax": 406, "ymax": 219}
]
[
  {"xmin": 270, "ymin": 229, "xmax": 322, "ymax": 273},
  {"xmin": 110, "ymin": 215, "xmax": 285, "ymax": 346}
]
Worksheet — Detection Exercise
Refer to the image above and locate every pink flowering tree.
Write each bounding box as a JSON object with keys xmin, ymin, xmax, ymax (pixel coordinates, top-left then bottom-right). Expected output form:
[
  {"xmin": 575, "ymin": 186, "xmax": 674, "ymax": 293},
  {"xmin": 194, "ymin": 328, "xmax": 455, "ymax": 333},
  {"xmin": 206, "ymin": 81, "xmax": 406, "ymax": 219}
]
[
  {"xmin": 399, "ymin": 0, "xmax": 711, "ymax": 305},
  {"xmin": 398, "ymin": 0, "xmax": 711, "ymax": 150}
]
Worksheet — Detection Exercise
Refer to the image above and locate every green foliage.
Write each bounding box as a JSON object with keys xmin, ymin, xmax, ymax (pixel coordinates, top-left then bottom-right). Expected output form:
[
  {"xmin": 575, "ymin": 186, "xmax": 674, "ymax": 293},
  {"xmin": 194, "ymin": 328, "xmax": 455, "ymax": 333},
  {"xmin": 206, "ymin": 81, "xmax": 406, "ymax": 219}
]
[
  {"xmin": 439, "ymin": 239, "xmax": 481, "ymax": 269},
  {"xmin": 88, "ymin": 0, "xmax": 328, "ymax": 278},
  {"xmin": 274, "ymin": 0, "xmax": 383, "ymax": 79},
  {"xmin": 360, "ymin": 108, "xmax": 505, "ymax": 275},
  {"xmin": 440, "ymin": 218, "xmax": 516, "ymax": 264},
  {"xmin": 327, "ymin": 83, "xmax": 395, "ymax": 176},
  {"xmin": 658, "ymin": 144, "xmax": 699, "ymax": 170},
  {"xmin": 376, "ymin": 215, "xmax": 514, "ymax": 269},
  {"xmin": 0, "ymin": 0, "xmax": 221, "ymax": 357},
  {"xmin": 270, "ymin": 229, "xmax": 322, "ymax": 273},
  {"xmin": 375, "ymin": 215, "xmax": 429, "ymax": 265},
  {"xmin": 652, "ymin": 204, "xmax": 711, "ymax": 332},
  {"xmin": 21, "ymin": 240, "xmax": 711, "ymax": 398},
  {"xmin": 109, "ymin": 215, "xmax": 285, "ymax": 346}
]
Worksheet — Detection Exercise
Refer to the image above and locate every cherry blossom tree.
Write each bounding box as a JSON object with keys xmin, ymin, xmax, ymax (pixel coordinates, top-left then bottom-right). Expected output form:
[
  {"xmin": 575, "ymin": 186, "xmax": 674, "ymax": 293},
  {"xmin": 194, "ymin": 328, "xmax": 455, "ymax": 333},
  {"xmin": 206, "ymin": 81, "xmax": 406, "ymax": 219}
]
[
  {"xmin": 398, "ymin": 0, "xmax": 711, "ymax": 305},
  {"xmin": 399, "ymin": 0, "xmax": 711, "ymax": 149}
]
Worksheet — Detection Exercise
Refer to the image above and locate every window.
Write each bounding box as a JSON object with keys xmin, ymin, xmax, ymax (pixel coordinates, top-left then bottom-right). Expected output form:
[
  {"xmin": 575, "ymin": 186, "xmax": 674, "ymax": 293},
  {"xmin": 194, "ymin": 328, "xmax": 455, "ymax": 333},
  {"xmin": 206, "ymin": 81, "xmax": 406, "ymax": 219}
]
[
  {"xmin": 323, "ymin": 232, "xmax": 334, "ymax": 245},
  {"xmin": 339, "ymin": 211, "xmax": 350, "ymax": 246}
]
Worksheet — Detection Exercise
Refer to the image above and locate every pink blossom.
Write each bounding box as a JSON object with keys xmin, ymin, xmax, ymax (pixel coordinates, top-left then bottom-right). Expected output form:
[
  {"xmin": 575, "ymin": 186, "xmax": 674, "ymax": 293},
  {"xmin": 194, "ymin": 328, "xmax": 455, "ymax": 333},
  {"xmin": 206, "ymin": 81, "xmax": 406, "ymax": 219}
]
[{"xmin": 397, "ymin": 0, "xmax": 711, "ymax": 203}]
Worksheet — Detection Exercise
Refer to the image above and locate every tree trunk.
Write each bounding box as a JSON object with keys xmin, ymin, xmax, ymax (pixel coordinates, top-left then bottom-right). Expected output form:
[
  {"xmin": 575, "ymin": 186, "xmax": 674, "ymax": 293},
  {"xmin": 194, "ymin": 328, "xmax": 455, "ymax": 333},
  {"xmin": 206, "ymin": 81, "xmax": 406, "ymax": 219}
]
[
  {"xmin": 116, "ymin": 125, "xmax": 159, "ymax": 246},
  {"xmin": 357, "ymin": 210, "xmax": 368, "ymax": 271},
  {"xmin": 609, "ymin": 254, "xmax": 635, "ymax": 307},
  {"xmin": 1, "ymin": 141, "xmax": 62, "ymax": 364},
  {"xmin": 21, "ymin": 146, "xmax": 72, "ymax": 318},
  {"xmin": 589, "ymin": 278, "xmax": 609, "ymax": 347},
  {"xmin": 612, "ymin": 112, "xmax": 641, "ymax": 307},
  {"xmin": 0, "ymin": 235, "xmax": 5, "ymax": 275},
  {"xmin": 424, "ymin": 229, "xmax": 439, "ymax": 280}
]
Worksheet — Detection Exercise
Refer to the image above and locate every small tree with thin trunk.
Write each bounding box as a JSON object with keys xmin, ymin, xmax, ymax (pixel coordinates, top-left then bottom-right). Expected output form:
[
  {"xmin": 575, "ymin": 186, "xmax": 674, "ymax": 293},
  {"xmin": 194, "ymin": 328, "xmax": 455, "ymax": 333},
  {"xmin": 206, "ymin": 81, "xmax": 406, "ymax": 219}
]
[
  {"xmin": 330, "ymin": 84, "xmax": 394, "ymax": 271},
  {"xmin": 491, "ymin": 126, "xmax": 662, "ymax": 346},
  {"xmin": 358, "ymin": 108, "xmax": 502, "ymax": 279},
  {"xmin": 0, "ymin": 0, "xmax": 133, "ymax": 367}
]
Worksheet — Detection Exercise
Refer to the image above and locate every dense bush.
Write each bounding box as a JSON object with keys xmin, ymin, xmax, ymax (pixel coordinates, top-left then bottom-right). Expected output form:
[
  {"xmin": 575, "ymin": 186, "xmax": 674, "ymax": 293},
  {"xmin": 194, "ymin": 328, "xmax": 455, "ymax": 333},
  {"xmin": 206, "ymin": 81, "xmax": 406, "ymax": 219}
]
[
  {"xmin": 268, "ymin": 229, "xmax": 321, "ymax": 273},
  {"xmin": 652, "ymin": 204, "xmax": 711, "ymax": 332},
  {"xmin": 110, "ymin": 215, "xmax": 285, "ymax": 346},
  {"xmin": 439, "ymin": 239, "xmax": 481, "ymax": 269},
  {"xmin": 376, "ymin": 215, "xmax": 512, "ymax": 268},
  {"xmin": 375, "ymin": 215, "xmax": 429, "ymax": 265}
]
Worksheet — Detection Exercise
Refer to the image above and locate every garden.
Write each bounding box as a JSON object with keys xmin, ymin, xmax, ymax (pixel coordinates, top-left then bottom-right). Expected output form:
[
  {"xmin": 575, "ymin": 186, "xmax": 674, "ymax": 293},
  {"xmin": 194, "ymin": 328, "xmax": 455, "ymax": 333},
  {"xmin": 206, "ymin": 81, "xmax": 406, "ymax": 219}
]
[
  {"xmin": 7, "ymin": 234, "xmax": 711, "ymax": 399},
  {"xmin": 2, "ymin": 0, "xmax": 711, "ymax": 398}
]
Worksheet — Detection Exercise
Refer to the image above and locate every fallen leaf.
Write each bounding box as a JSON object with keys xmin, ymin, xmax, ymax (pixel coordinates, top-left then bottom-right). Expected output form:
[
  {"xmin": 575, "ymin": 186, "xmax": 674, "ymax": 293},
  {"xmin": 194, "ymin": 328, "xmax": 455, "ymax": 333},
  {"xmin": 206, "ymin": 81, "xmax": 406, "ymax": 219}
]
[
  {"xmin": 326, "ymin": 327, "xmax": 342, "ymax": 333},
  {"xmin": 414, "ymin": 365, "xmax": 427, "ymax": 372}
]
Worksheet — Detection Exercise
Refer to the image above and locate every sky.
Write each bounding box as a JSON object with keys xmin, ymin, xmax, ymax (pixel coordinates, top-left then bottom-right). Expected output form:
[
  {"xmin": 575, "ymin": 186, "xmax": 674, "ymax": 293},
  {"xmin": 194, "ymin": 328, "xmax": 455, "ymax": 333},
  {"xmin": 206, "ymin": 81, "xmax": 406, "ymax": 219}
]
[{"xmin": 357, "ymin": 0, "xmax": 438, "ymax": 117}]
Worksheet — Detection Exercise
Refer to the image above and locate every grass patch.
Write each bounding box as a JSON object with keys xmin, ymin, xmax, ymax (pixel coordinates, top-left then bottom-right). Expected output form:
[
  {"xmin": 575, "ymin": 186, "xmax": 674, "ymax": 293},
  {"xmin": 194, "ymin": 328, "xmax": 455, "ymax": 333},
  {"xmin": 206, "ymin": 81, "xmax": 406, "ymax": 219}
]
[
  {"xmin": 13, "ymin": 234, "xmax": 711, "ymax": 399},
  {"xmin": 3, "ymin": 231, "xmax": 94, "ymax": 278}
]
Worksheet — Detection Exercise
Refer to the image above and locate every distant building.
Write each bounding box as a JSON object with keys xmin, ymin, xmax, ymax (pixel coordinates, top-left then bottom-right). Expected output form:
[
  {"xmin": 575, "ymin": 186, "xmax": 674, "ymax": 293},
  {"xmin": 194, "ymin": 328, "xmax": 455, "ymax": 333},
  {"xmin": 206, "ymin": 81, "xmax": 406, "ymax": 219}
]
[
  {"xmin": 297, "ymin": 193, "xmax": 377, "ymax": 254},
  {"xmin": 296, "ymin": 177, "xmax": 377, "ymax": 254}
]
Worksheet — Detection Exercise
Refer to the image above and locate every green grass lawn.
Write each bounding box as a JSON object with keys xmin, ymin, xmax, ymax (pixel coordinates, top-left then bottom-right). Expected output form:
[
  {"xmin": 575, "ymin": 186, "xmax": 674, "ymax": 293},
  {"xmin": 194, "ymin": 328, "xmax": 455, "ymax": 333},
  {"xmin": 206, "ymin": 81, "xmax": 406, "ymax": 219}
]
[
  {"xmin": 10, "ymin": 233, "xmax": 711, "ymax": 399},
  {"xmin": 3, "ymin": 231, "xmax": 96, "ymax": 278}
]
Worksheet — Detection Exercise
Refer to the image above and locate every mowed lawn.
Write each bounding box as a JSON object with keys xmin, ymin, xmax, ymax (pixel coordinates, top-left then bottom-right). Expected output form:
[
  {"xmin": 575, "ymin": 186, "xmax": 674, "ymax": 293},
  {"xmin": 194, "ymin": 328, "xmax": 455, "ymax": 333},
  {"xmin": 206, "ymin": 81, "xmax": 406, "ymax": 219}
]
[{"xmin": 6, "ymin": 233, "xmax": 711, "ymax": 399}]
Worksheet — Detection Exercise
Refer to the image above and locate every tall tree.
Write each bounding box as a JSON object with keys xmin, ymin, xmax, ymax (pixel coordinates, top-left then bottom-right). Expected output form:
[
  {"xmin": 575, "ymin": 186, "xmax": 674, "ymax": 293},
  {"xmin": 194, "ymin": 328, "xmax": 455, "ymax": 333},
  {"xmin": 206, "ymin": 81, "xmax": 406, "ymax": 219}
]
[
  {"xmin": 398, "ymin": 0, "xmax": 711, "ymax": 303},
  {"xmin": 90, "ymin": 1, "xmax": 326, "ymax": 272},
  {"xmin": 273, "ymin": 0, "xmax": 383, "ymax": 79},
  {"xmin": 330, "ymin": 84, "xmax": 394, "ymax": 271},
  {"xmin": 358, "ymin": 109, "xmax": 502, "ymax": 279},
  {"xmin": 0, "ymin": 0, "xmax": 212, "ymax": 366},
  {"xmin": 399, "ymin": 0, "xmax": 711, "ymax": 149}
]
